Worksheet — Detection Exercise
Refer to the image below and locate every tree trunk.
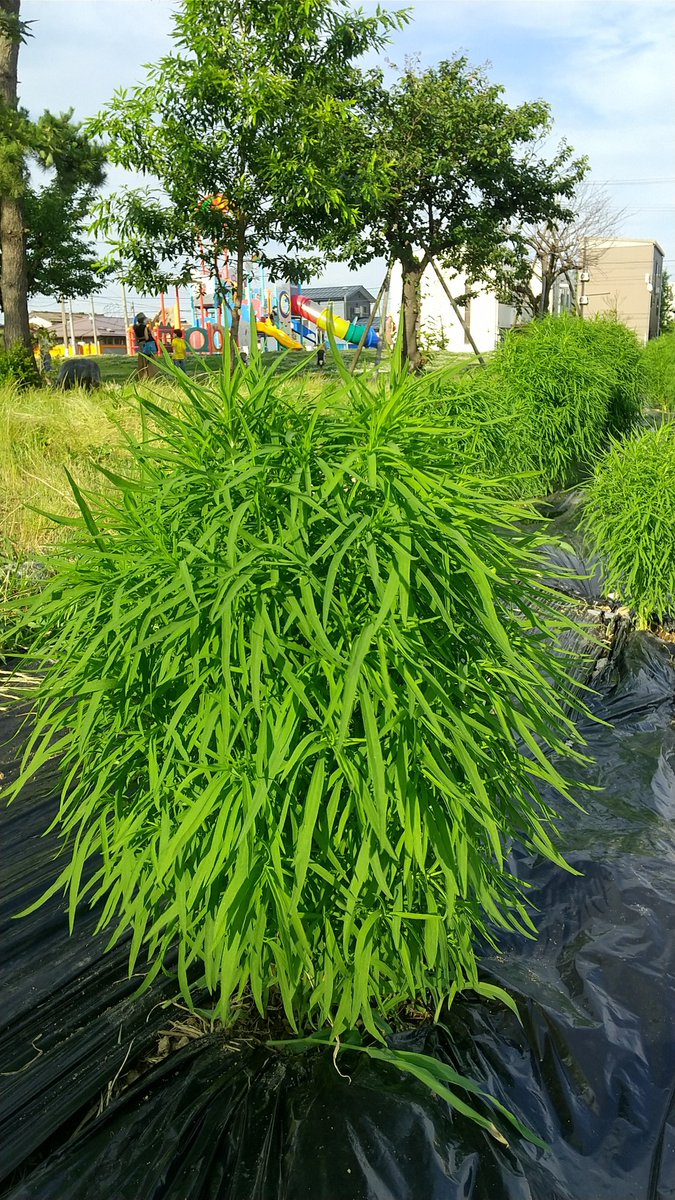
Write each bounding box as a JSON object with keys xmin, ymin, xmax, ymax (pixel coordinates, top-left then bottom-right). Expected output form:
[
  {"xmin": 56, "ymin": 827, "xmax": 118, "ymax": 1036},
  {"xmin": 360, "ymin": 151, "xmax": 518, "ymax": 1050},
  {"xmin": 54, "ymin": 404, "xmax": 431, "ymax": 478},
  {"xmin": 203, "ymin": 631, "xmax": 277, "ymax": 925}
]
[
  {"xmin": 401, "ymin": 261, "xmax": 423, "ymax": 371},
  {"xmin": 0, "ymin": 0, "xmax": 31, "ymax": 351}
]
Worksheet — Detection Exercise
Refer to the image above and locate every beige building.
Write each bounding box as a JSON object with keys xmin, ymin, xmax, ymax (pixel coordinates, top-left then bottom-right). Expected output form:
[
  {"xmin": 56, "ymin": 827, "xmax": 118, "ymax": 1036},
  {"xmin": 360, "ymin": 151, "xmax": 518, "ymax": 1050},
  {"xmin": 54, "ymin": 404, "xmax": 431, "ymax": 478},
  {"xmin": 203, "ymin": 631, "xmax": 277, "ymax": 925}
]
[{"xmin": 579, "ymin": 238, "xmax": 664, "ymax": 343}]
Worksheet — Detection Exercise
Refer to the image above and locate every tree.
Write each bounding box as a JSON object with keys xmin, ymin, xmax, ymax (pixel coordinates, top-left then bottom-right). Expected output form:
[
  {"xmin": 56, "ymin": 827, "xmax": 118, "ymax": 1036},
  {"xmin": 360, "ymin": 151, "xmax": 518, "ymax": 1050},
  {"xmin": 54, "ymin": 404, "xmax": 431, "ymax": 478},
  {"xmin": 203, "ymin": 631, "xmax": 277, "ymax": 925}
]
[
  {"xmin": 659, "ymin": 270, "xmax": 674, "ymax": 335},
  {"xmin": 23, "ymin": 171, "xmax": 109, "ymax": 301},
  {"xmin": 0, "ymin": 3, "xmax": 108, "ymax": 349},
  {"xmin": 500, "ymin": 182, "xmax": 625, "ymax": 320},
  {"xmin": 88, "ymin": 0, "xmax": 404, "ymax": 356},
  {"xmin": 330, "ymin": 58, "xmax": 586, "ymax": 369},
  {"xmin": 0, "ymin": 0, "xmax": 31, "ymax": 348}
]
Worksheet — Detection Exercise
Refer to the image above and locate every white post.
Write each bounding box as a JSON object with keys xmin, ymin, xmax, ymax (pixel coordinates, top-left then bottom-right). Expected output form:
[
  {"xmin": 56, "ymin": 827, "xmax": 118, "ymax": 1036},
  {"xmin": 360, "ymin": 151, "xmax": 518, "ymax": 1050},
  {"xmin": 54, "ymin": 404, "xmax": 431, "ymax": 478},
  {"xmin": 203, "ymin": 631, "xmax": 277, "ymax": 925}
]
[
  {"xmin": 60, "ymin": 296, "xmax": 68, "ymax": 356},
  {"xmin": 90, "ymin": 296, "xmax": 99, "ymax": 355},
  {"xmin": 121, "ymin": 280, "xmax": 131, "ymax": 353},
  {"xmin": 67, "ymin": 298, "xmax": 77, "ymax": 355}
]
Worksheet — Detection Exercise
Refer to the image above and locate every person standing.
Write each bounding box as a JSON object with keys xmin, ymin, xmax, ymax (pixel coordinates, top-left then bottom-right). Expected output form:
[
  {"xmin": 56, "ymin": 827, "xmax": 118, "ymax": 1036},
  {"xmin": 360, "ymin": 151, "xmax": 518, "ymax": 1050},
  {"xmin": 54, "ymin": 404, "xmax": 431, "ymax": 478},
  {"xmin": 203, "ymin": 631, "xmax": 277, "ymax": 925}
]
[
  {"xmin": 171, "ymin": 327, "xmax": 188, "ymax": 372},
  {"xmin": 132, "ymin": 312, "xmax": 158, "ymax": 379}
]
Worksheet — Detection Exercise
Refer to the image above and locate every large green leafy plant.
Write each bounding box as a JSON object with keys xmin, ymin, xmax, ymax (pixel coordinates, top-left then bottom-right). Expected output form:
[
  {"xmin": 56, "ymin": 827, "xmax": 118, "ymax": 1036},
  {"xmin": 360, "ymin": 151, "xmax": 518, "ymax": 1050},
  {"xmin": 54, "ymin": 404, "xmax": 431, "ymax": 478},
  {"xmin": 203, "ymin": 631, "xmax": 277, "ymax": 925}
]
[
  {"xmin": 642, "ymin": 330, "xmax": 675, "ymax": 412},
  {"xmin": 433, "ymin": 314, "xmax": 644, "ymax": 497},
  {"xmin": 584, "ymin": 423, "xmax": 675, "ymax": 627},
  {"xmin": 7, "ymin": 347, "xmax": 586, "ymax": 1133}
]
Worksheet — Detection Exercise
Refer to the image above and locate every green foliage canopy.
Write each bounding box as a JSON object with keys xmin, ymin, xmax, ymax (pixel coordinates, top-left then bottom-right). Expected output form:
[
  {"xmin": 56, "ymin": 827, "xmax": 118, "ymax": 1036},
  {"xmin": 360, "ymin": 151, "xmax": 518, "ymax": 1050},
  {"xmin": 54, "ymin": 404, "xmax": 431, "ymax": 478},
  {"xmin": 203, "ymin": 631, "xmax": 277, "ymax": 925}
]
[
  {"xmin": 0, "ymin": 100, "xmax": 108, "ymax": 300},
  {"xmin": 330, "ymin": 58, "xmax": 587, "ymax": 366},
  {"xmin": 87, "ymin": 0, "xmax": 405, "ymax": 298}
]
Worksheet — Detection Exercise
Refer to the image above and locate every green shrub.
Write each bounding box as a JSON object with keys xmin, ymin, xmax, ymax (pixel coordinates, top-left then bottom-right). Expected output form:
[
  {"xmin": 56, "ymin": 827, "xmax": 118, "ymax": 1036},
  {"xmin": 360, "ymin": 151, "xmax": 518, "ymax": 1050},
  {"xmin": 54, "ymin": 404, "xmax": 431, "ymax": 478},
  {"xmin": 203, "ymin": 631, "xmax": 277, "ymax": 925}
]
[
  {"xmin": 6, "ymin": 351, "xmax": 586, "ymax": 1133},
  {"xmin": 642, "ymin": 331, "xmax": 675, "ymax": 412},
  {"xmin": 434, "ymin": 314, "xmax": 644, "ymax": 496},
  {"xmin": 583, "ymin": 423, "xmax": 675, "ymax": 627},
  {"xmin": 0, "ymin": 343, "xmax": 41, "ymax": 389}
]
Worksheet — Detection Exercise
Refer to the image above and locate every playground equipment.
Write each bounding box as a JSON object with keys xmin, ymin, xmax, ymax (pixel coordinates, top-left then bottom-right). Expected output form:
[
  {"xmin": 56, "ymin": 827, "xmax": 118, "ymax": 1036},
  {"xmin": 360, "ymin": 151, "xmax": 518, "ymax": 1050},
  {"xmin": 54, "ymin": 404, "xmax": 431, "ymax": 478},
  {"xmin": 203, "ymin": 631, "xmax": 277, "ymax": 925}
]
[
  {"xmin": 256, "ymin": 318, "xmax": 303, "ymax": 351},
  {"xmin": 124, "ymin": 187, "xmax": 380, "ymax": 356},
  {"xmin": 291, "ymin": 293, "xmax": 379, "ymax": 349}
]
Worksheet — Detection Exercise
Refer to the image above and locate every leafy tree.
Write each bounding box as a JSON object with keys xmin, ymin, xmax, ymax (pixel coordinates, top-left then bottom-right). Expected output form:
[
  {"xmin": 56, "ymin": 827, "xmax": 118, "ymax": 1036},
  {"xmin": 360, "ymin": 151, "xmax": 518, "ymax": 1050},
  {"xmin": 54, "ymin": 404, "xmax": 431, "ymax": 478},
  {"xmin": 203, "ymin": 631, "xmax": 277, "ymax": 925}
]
[
  {"xmin": 0, "ymin": 0, "xmax": 31, "ymax": 348},
  {"xmin": 88, "ymin": 0, "xmax": 404, "ymax": 354},
  {"xmin": 660, "ymin": 269, "xmax": 674, "ymax": 335},
  {"xmin": 333, "ymin": 58, "xmax": 586, "ymax": 369},
  {"xmin": 0, "ymin": 2, "xmax": 108, "ymax": 349},
  {"xmin": 499, "ymin": 182, "xmax": 624, "ymax": 320},
  {"xmin": 23, "ymin": 173, "xmax": 110, "ymax": 301}
]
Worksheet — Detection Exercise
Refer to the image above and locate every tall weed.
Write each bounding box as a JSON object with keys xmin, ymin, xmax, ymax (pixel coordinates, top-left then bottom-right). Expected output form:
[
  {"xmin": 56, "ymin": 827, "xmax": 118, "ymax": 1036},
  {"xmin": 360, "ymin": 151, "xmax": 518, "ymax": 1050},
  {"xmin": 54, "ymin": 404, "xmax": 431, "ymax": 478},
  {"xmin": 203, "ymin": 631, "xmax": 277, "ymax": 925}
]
[
  {"xmin": 583, "ymin": 423, "xmax": 675, "ymax": 626},
  {"xmin": 642, "ymin": 331, "xmax": 675, "ymax": 412},
  {"xmin": 434, "ymin": 315, "xmax": 644, "ymax": 496},
  {"xmin": 5, "ymin": 348, "xmax": 588, "ymax": 1134}
]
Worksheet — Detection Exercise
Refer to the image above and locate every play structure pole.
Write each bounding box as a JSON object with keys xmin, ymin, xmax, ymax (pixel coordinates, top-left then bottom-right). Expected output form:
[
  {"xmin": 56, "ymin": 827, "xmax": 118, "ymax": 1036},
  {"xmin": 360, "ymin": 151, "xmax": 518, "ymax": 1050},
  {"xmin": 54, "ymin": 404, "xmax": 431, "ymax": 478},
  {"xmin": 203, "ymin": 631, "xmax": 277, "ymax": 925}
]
[
  {"xmin": 429, "ymin": 260, "xmax": 485, "ymax": 365},
  {"xmin": 349, "ymin": 266, "xmax": 390, "ymax": 375},
  {"xmin": 174, "ymin": 286, "xmax": 181, "ymax": 328},
  {"xmin": 160, "ymin": 293, "xmax": 167, "ymax": 325}
]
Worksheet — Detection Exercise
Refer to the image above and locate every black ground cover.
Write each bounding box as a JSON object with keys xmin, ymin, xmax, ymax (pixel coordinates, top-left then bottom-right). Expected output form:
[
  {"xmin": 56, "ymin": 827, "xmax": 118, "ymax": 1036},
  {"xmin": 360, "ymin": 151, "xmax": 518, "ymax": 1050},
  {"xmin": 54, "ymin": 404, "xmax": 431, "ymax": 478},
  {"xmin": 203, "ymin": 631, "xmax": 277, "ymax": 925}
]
[{"xmin": 1, "ymin": 627, "xmax": 674, "ymax": 1199}]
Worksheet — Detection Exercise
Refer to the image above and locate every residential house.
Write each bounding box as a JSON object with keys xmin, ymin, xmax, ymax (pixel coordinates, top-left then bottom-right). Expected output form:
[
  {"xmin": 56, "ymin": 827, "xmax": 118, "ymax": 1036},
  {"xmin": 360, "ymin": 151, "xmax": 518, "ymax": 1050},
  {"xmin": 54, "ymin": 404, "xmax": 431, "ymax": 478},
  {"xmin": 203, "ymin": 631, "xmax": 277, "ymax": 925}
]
[
  {"xmin": 297, "ymin": 285, "xmax": 376, "ymax": 327},
  {"xmin": 29, "ymin": 310, "xmax": 129, "ymax": 354}
]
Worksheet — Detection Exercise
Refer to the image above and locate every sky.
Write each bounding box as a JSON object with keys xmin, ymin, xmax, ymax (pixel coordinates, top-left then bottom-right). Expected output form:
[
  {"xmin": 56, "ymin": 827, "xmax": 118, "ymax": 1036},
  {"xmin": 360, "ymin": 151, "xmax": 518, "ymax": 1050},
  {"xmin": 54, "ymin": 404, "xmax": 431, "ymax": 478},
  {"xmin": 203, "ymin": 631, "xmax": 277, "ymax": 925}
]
[{"xmin": 18, "ymin": 0, "xmax": 675, "ymax": 316}]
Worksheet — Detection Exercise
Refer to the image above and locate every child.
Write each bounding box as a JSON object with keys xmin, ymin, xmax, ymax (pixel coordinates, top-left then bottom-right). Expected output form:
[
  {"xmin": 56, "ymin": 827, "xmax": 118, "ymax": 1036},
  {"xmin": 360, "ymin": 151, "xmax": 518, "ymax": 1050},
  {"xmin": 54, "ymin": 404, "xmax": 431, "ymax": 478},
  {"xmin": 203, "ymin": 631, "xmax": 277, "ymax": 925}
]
[{"xmin": 171, "ymin": 327, "xmax": 188, "ymax": 372}]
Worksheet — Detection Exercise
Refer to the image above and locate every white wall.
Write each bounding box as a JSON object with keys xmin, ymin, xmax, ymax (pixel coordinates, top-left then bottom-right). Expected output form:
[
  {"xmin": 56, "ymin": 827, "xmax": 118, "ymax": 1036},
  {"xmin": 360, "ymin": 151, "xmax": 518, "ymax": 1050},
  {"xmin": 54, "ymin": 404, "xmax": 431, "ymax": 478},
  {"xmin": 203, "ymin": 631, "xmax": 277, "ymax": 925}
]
[{"xmin": 386, "ymin": 263, "xmax": 504, "ymax": 353}]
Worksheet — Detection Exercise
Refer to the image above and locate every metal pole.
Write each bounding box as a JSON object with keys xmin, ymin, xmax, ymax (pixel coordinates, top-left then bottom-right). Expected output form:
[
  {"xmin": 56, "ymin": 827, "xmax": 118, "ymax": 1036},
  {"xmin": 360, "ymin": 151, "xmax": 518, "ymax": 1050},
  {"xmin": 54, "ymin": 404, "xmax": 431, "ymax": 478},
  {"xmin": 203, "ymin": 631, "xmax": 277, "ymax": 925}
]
[
  {"xmin": 429, "ymin": 260, "xmax": 485, "ymax": 364},
  {"xmin": 67, "ymin": 298, "xmax": 77, "ymax": 355},
  {"xmin": 121, "ymin": 280, "xmax": 132, "ymax": 353},
  {"xmin": 60, "ymin": 296, "xmax": 68, "ymax": 356},
  {"xmin": 90, "ymin": 296, "xmax": 99, "ymax": 355}
]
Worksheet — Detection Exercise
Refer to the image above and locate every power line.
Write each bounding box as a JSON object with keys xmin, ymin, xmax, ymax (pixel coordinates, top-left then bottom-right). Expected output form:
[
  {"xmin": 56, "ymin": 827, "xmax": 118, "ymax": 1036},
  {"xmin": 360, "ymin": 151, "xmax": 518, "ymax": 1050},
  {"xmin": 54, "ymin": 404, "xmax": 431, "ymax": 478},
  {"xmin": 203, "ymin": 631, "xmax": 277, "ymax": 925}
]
[{"xmin": 589, "ymin": 177, "xmax": 675, "ymax": 185}]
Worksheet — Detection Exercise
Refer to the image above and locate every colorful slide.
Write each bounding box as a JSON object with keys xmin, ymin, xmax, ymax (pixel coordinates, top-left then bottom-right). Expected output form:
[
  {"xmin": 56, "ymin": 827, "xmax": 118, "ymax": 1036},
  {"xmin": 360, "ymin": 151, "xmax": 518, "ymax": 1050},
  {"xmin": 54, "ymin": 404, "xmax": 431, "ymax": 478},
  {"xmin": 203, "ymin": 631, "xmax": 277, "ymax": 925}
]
[
  {"xmin": 291, "ymin": 294, "xmax": 379, "ymax": 349},
  {"xmin": 256, "ymin": 318, "xmax": 303, "ymax": 351}
]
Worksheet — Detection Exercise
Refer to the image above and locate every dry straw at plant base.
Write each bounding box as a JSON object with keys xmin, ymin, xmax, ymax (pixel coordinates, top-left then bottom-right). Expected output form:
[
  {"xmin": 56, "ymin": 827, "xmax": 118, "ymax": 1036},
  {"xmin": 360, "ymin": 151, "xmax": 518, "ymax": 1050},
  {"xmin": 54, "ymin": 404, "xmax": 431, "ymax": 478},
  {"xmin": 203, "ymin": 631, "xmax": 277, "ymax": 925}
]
[{"xmin": 5, "ymin": 340, "xmax": 590, "ymax": 1141}]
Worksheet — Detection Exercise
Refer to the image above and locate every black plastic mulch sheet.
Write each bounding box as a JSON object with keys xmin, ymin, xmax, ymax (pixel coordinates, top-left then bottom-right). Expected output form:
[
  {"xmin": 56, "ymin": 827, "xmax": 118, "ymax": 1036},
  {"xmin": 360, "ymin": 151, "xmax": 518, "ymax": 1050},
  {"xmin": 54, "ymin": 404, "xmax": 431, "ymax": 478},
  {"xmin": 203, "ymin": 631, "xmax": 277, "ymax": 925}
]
[
  {"xmin": 2, "ymin": 629, "xmax": 675, "ymax": 1199},
  {"xmin": 0, "ymin": 701, "xmax": 179, "ymax": 1191}
]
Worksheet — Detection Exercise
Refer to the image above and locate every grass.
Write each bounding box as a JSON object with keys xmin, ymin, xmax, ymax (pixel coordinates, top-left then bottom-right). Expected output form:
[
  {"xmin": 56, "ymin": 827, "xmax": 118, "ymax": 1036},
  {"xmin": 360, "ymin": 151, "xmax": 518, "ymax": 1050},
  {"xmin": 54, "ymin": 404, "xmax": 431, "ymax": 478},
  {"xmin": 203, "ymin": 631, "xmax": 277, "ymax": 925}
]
[
  {"xmin": 3, "ymin": 343, "xmax": 589, "ymax": 1144},
  {"xmin": 0, "ymin": 379, "xmax": 140, "ymax": 558},
  {"xmin": 583, "ymin": 422, "xmax": 675, "ymax": 627},
  {"xmin": 642, "ymin": 331, "xmax": 675, "ymax": 412},
  {"xmin": 91, "ymin": 346, "xmax": 381, "ymax": 385}
]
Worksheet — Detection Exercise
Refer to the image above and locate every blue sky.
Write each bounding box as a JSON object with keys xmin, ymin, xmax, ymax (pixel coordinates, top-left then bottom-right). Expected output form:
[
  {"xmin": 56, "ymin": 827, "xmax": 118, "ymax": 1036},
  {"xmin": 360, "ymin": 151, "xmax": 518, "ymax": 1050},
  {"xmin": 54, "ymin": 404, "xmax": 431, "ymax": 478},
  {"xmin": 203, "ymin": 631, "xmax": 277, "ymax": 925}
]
[{"xmin": 19, "ymin": 0, "xmax": 675, "ymax": 311}]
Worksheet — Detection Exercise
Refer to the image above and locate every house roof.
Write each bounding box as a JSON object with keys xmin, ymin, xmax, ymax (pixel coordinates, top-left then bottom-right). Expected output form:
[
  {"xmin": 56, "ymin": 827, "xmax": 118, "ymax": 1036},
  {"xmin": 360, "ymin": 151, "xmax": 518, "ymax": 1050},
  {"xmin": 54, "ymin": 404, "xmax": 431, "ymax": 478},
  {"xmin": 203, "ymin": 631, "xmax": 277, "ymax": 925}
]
[
  {"xmin": 29, "ymin": 310, "xmax": 128, "ymax": 340},
  {"xmin": 294, "ymin": 286, "xmax": 375, "ymax": 304}
]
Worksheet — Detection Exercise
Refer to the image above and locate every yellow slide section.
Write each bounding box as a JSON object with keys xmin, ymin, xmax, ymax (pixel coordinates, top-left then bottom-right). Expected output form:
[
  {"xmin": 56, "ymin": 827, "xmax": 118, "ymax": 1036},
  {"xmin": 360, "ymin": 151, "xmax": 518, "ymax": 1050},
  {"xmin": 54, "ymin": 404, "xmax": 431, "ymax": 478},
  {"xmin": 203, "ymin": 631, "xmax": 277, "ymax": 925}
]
[{"xmin": 256, "ymin": 320, "xmax": 303, "ymax": 351}]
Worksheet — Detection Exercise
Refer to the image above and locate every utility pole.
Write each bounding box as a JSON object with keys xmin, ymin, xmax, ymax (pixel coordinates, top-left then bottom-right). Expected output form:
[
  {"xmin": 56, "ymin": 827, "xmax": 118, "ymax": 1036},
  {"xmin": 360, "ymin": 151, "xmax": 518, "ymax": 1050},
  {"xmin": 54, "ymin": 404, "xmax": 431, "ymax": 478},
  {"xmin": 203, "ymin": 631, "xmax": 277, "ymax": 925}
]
[
  {"xmin": 60, "ymin": 295, "xmax": 68, "ymax": 356},
  {"xmin": 90, "ymin": 296, "xmax": 99, "ymax": 354},
  {"xmin": 67, "ymin": 297, "xmax": 76, "ymax": 354},
  {"xmin": 120, "ymin": 280, "xmax": 132, "ymax": 353}
]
